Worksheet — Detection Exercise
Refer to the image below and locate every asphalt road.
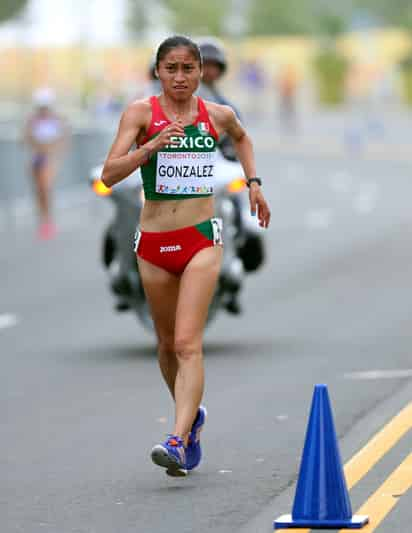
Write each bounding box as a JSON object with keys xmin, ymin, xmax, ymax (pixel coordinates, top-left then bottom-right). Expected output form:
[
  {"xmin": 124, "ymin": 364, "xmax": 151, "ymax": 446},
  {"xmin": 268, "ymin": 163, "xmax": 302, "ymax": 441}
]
[{"xmin": 1, "ymin": 139, "xmax": 412, "ymax": 533}]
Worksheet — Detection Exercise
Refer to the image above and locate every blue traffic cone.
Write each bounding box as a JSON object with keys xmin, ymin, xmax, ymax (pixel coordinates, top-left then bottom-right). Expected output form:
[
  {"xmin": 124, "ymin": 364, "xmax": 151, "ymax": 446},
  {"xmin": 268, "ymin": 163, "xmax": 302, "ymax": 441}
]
[{"xmin": 274, "ymin": 384, "xmax": 368, "ymax": 529}]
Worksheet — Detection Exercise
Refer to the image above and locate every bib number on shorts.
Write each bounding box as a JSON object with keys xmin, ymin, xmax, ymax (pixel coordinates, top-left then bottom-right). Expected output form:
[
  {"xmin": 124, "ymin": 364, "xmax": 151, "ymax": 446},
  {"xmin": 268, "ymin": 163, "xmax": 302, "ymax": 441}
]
[{"xmin": 211, "ymin": 217, "xmax": 223, "ymax": 246}]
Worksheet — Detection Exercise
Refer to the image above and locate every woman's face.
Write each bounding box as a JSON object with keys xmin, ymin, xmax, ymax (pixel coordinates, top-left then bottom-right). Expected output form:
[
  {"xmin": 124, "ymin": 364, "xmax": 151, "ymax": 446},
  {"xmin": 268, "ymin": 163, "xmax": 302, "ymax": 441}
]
[{"xmin": 157, "ymin": 46, "xmax": 202, "ymax": 100}]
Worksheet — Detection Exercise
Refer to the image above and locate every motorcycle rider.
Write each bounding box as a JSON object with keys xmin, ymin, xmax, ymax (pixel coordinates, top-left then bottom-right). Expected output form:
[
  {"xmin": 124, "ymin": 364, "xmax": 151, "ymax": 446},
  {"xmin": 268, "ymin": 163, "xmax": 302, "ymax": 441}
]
[
  {"xmin": 197, "ymin": 38, "xmax": 241, "ymax": 160},
  {"xmin": 197, "ymin": 39, "xmax": 262, "ymax": 314}
]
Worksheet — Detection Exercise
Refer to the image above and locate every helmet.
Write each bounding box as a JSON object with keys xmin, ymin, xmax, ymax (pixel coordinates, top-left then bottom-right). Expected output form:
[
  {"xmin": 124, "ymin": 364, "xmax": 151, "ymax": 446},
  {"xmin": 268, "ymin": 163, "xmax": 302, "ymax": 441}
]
[
  {"xmin": 32, "ymin": 87, "xmax": 56, "ymax": 109},
  {"xmin": 198, "ymin": 39, "xmax": 227, "ymax": 74}
]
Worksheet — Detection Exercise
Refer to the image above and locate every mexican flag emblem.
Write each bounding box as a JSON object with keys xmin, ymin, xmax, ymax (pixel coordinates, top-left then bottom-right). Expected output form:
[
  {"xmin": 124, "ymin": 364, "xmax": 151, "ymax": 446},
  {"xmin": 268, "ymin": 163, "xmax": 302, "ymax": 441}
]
[{"xmin": 198, "ymin": 122, "xmax": 209, "ymax": 135}]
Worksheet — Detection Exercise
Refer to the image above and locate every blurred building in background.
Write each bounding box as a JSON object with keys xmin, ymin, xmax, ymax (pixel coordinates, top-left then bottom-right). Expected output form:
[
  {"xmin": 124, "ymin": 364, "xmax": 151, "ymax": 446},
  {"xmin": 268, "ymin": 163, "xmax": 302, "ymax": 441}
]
[{"xmin": 0, "ymin": 0, "xmax": 412, "ymax": 116}]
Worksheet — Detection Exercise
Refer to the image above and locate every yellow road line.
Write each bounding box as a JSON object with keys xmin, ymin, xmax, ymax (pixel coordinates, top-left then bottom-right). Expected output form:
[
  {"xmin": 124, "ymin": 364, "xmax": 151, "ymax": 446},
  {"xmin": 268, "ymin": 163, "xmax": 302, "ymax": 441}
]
[
  {"xmin": 280, "ymin": 402, "xmax": 412, "ymax": 532},
  {"xmin": 339, "ymin": 452, "xmax": 412, "ymax": 532},
  {"xmin": 344, "ymin": 402, "xmax": 412, "ymax": 488}
]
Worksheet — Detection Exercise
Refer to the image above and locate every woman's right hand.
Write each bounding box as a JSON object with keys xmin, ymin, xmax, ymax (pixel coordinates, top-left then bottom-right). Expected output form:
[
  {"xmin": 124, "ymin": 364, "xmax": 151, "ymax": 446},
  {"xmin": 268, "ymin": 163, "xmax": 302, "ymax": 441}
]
[{"xmin": 149, "ymin": 120, "xmax": 185, "ymax": 152}]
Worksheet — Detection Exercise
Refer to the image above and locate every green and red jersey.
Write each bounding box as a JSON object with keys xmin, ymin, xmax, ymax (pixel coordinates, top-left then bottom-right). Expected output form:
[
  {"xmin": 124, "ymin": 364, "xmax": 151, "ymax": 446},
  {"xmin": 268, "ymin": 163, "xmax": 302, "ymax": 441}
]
[{"xmin": 140, "ymin": 96, "xmax": 219, "ymax": 201}]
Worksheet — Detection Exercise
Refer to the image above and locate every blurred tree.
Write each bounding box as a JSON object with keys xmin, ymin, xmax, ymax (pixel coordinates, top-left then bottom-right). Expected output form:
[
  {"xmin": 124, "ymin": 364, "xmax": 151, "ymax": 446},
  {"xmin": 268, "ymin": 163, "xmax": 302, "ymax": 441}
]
[
  {"xmin": 163, "ymin": 0, "xmax": 231, "ymax": 36},
  {"xmin": 0, "ymin": 0, "xmax": 28, "ymax": 23},
  {"xmin": 127, "ymin": 0, "xmax": 150, "ymax": 39},
  {"xmin": 361, "ymin": 1, "xmax": 412, "ymax": 104},
  {"xmin": 128, "ymin": 0, "xmax": 231, "ymax": 37},
  {"xmin": 312, "ymin": 49, "xmax": 349, "ymax": 105},
  {"xmin": 400, "ymin": 54, "xmax": 412, "ymax": 105},
  {"xmin": 247, "ymin": 0, "xmax": 314, "ymax": 35},
  {"xmin": 316, "ymin": 13, "xmax": 347, "ymax": 39},
  {"xmin": 356, "ymin": 0, "xmax": 412, "ymax": 29},
  {"xmin": 311, "ymin": 6, "xmax": 350, "ymax": 106},
  {"xmin": 127, "ymin": 0, "xmax": 353, "ymax": 38}
]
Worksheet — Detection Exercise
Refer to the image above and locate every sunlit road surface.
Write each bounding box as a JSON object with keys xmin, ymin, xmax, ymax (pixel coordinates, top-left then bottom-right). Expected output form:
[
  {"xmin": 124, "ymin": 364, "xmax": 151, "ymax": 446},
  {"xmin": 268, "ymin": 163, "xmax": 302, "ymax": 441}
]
[{"xmin": 2, "ymin": 133, "xmax": 412, "ymax": 532}]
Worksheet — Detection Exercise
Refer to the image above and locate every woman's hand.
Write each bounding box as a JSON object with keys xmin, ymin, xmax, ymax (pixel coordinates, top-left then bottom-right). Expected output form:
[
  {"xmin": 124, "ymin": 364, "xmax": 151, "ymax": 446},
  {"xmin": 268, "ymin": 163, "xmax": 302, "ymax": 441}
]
[
  {"xmin": 249, "ymin": 183, "xmax": 271, "ymax": 228},
  {"xmin": 149, "ymin": 121, "xmax": 185, "ymax": 152}
]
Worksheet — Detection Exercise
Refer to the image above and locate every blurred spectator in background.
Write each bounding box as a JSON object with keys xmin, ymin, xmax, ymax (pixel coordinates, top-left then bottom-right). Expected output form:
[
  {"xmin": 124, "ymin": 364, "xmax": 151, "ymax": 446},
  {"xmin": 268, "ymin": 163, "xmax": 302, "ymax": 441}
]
[
  {"xmin": 93, "ymin": 88, "xmax": 124, "ymax": 117},
  {"xmin": 276, "ymin": 64, "xmax": 299, "ymax": 135},
  {"xmin": 239, "ymin": 59, "xmax": 266, "ymax": 119},
  {"xmin": 240, "ymin": 59, "xmax": 265, "ymax": 91},
  {"xmin": 24, "ymin": 88, "xmax": 69, "ymax": 240}
]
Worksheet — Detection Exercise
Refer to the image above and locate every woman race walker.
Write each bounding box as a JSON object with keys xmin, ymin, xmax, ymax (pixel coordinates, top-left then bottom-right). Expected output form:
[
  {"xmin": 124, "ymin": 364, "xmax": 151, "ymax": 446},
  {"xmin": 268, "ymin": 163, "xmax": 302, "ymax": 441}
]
[
  {"xmin": 101, "ymin": 35, "xmax": 270, "ymax": 477},
  {"xmin": 25, "ymin": 88, "xmax": 68, "ymax": 240}
]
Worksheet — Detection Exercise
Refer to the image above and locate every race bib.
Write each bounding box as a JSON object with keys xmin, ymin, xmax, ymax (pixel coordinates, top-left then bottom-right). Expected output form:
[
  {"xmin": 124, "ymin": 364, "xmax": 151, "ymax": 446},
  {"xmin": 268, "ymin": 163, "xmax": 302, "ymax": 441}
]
[{"xmin": 155, "ymin": 151, "xmax": 216, "ymax": 195}]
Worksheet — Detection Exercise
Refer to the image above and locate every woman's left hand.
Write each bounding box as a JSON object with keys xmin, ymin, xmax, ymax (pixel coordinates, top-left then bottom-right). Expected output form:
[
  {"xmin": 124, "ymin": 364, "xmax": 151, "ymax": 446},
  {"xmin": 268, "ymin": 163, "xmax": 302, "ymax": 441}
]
[{"xmin": 249, "ymin": 183, "xmax": 271, "ymax": 228}]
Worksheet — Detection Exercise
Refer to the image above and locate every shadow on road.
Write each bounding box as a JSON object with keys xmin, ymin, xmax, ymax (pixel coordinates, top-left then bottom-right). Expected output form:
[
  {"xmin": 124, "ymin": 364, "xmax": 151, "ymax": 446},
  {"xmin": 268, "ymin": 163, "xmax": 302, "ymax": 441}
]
[{"xmin": 71, "ymin": 339, "xmax": 276, "ymax": 365}]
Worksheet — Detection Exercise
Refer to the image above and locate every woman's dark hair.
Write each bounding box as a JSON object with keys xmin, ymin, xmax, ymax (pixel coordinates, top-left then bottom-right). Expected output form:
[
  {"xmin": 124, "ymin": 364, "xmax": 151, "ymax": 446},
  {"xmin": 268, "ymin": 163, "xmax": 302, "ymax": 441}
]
[{"xmin": 155, "ymin": 35, "xmax": 202, "ymax": 69}]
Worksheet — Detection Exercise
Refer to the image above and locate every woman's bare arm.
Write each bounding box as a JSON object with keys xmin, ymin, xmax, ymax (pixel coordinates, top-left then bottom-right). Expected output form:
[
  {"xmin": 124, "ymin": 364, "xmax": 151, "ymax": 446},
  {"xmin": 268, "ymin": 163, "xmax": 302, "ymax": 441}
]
[
  {"xmin": 212, "ymin": 104, "xmax": 271, "ymax": 228},
  {"xmin": 101, "ymin": 101, "xmax": 151, "ymax": 188},
  {"xmin": 101, "ymin": 100, "xmax": 185, "ymax": 188}
]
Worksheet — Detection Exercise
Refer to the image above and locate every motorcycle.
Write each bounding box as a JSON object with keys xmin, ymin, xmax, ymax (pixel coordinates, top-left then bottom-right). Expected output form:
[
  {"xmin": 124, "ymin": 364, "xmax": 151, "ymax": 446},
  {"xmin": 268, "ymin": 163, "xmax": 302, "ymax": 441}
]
[{"xmin": 89, "ymin": 148, "xmax": 265, "ymax": 331}]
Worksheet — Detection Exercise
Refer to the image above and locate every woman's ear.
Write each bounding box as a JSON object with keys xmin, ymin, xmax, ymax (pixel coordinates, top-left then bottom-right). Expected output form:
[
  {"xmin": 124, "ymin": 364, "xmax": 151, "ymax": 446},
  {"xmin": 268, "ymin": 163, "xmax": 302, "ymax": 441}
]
[{"xmin": 154, "ymin": 69, "xmax": 159, "ymax": 79}]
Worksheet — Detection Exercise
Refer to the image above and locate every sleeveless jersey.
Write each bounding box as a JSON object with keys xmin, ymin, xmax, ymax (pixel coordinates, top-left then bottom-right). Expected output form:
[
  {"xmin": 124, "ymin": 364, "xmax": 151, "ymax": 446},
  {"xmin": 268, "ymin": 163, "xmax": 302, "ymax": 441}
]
[
  {"xmin": 140, "ymin": 96, "xmax": 219, "ymax": 201},
  {"xmin": 31, "ymin": 116, "xmax": 63, "ymax": 144}
]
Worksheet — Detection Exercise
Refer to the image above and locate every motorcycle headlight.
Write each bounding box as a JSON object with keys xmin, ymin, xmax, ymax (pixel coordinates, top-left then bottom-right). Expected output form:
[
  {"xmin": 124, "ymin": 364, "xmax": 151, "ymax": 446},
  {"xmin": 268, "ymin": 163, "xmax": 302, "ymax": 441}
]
[
  {"xmin": 226, "ymin": 177, "xmax": 246, "ymax": 194},
  {"xmin": 92, "ymin": 178, "xmax": 112, "ymax": 196}
]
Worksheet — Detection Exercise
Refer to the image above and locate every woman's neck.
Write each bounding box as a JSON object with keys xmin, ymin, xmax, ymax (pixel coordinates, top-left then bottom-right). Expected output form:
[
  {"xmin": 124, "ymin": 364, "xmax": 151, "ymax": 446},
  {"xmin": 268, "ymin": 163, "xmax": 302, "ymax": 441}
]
[{"xmin": 160, "ymin": 94, "xmax": 196, "ymax": 121}]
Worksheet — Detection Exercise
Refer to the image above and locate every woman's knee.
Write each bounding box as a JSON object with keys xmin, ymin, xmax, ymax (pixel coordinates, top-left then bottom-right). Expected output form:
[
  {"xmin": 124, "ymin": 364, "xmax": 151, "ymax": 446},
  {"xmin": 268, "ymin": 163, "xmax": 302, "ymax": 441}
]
[
  {"xmin": 174, "ymin": 335, "xmax": 202, "ymax": 361},
  {"xmin": 158, "ymin": 335, "xmax": 175, "ymax": 356}
]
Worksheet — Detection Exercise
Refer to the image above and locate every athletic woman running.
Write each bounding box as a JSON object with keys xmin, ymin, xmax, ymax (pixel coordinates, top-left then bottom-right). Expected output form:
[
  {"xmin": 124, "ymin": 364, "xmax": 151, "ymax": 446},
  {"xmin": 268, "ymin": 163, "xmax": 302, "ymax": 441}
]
[{"xmin": 101, "ymin": 35, "xmax": 270, "ymax": 477}]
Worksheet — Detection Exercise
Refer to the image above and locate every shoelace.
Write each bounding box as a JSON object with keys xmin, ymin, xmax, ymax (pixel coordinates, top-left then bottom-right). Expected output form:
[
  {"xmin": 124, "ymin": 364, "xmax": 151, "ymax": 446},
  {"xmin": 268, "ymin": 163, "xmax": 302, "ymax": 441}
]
[{"xmin": 166, "ymin": 434, "xmax": 184, "ymax": 447}]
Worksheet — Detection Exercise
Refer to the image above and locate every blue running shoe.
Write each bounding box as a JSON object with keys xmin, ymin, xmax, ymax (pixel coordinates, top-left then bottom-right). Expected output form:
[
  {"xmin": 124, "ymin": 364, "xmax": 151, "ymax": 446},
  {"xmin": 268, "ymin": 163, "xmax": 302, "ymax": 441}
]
[
  {"xmin": 151, "ymin": 435, "xmax": 188, "ymax": 477},
  {"xmin": 186, "ymin": 405, "xmax": 207, "ymax": 471}
]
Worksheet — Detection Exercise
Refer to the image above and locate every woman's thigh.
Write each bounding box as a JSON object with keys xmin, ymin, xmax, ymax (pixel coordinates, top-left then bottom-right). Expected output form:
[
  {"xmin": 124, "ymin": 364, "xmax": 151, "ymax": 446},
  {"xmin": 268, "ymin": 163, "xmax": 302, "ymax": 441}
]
[
  {"xmin": 175, "ymin": 246, "xmax": 223, "ymax": 344},
  {"xmin": 137, "ymin": 256, "xmax": 180, "ymax": 340},
  {"xmin": 33, "ymin": 156, "xmax": 55, "ymax": 185}
]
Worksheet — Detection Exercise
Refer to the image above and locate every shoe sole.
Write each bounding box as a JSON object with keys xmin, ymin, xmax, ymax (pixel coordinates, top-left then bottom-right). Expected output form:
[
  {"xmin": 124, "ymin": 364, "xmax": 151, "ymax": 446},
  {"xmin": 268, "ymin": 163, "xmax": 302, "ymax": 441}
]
[{"xmin": 151, "ymin": 445, "xmax": 188, "ymax": 477}]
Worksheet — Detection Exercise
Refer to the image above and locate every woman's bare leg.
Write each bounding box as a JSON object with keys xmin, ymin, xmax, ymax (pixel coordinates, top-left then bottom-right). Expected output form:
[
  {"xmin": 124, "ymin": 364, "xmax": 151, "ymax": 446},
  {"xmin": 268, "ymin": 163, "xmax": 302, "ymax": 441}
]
[
  {"xmin": 33, "ymin": 161, "xmax": 55, "ymax": 224},
  {"xmin": 137, "ymin": 256, "xmax": 180, "ymax": 398},
  {"xmin": 173, "ymin": 245, "xmax": 223, "ymax": 444}
]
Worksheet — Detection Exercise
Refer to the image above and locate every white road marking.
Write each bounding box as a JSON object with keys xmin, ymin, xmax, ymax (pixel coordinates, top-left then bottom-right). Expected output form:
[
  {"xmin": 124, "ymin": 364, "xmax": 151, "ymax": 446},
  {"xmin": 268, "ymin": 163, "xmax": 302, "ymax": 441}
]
[
  {"xmin": 305, "ymin": 208, "xmax": 332, "ymax": 229},
  {"xmin": 353, "ymin": 181, "xmax": 378, "ymax": 214},
  {"xmin": 275, "ymin": 415, "xmax": 289, "ymax": 421},
  {"xmin": 344, "ymin": 369, "xmax": 412, "ymax": 380},
  {"xmin": 0, "ymin": 313, "xmax": 19, "ymax": 330},
  {"xmin": 157, "ymin": 417, "xmax": 167, "ymax": 424},
  {"xmin": 219, "ymin": 470, "xmax": 233, "ymax": 474}
]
